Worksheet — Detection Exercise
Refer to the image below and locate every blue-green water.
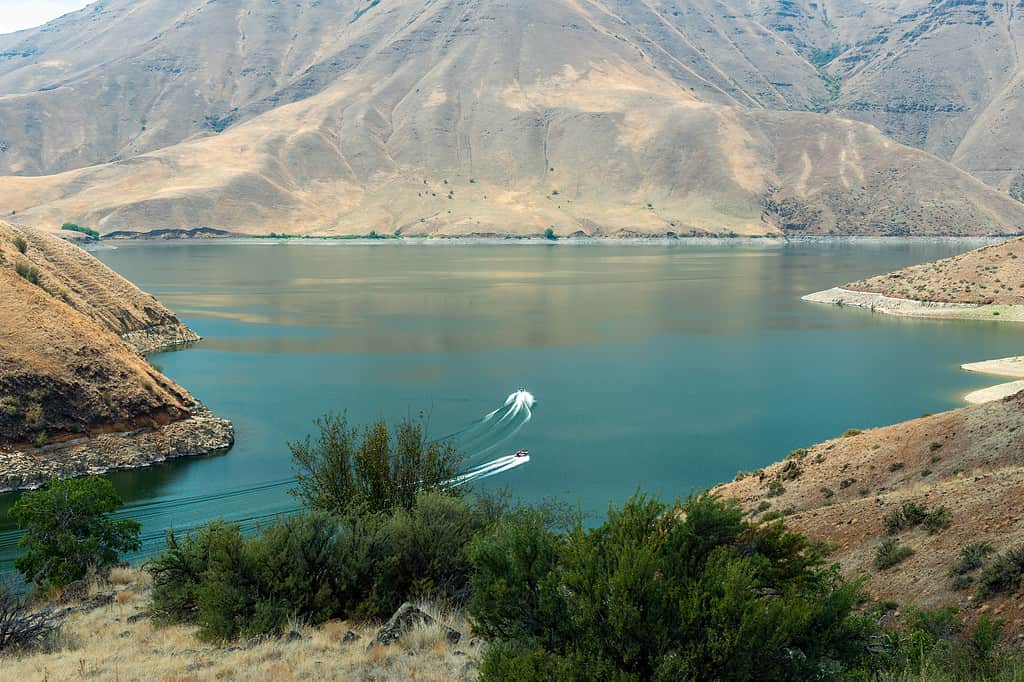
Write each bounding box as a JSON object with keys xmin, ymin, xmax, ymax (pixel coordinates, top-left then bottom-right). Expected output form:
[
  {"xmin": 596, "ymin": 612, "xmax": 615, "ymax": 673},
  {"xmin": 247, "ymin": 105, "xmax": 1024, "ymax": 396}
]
[{"xmin": 2, "ymin": 240, "xmax": 1022, "ymax": 565}]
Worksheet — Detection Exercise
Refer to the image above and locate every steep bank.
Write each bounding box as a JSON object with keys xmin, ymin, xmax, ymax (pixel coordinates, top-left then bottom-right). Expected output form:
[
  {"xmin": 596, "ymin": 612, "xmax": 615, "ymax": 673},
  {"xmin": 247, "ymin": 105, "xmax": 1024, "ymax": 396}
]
[
  {"xmin": 0, "ymin": 222, "xmax": 232, "ymax": 487},
  {"xmin": 714, "ymin": 393, "xmax": 1024, "ymax": 633}
]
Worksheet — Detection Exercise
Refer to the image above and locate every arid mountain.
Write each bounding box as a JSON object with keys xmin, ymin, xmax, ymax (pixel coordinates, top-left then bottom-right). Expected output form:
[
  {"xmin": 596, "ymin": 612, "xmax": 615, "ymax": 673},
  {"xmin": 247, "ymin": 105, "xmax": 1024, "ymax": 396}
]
[
  {"xmin": 0, "ymin": 0, "xmax": 1021, "ymax": 236},
  {"xmin": 715, "ymin": 392, "xmax": 1024, "ymax": 633}
]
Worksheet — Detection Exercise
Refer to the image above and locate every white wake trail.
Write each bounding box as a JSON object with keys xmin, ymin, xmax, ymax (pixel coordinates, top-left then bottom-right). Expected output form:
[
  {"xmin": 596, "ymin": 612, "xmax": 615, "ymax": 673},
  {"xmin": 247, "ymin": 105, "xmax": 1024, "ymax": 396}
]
[{"xmin": 444, "ymin": 389, "xmax": 536, "ymax": 486}]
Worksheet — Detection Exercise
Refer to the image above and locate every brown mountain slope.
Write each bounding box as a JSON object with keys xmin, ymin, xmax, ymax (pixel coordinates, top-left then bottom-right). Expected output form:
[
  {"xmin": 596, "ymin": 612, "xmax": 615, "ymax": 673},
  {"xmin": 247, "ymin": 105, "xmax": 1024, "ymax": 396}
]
[
  {"xmin": 844, "ymin": 236, "xmax": 1024, "ymax": 304},
  {"xmin": 0, "ymin": 222, "xmax": 197, "ymax": 347},
  {"xmin": 0, "ymin": 0, "xmax": 1022, "ymax": 236},
  {"xmin": 0, "ymin": 0, "xmax": 835, "ymax": 177},
  {"xmin": 820, "ymin": 0, "xmax": 1024, "ymax": 193},
  {"xmin": 714, "ymin": 393, "xmax": 1024, "ymax": 632},
  {"xmin": 1, "ymin": 60, "xmax": 1022, "ymax": 236},
  {"xmin": 0, "ymin": 225, "xmax": 195, "ymax": 447}
]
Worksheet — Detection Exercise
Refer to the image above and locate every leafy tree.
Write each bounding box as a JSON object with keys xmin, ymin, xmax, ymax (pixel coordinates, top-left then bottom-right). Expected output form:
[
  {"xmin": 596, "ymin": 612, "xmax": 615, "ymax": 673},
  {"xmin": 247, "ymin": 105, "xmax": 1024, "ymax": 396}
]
[
  {"xmin": 543, "ymin": 227, "xmax": 557, "ymax": 240},
  {"xmin": 289, "ymin": 413, "xmax": 462, "ymax": 515},
  {"xmin": 10, "ymin": 477, "xmax": 140, "ymax": 588}
]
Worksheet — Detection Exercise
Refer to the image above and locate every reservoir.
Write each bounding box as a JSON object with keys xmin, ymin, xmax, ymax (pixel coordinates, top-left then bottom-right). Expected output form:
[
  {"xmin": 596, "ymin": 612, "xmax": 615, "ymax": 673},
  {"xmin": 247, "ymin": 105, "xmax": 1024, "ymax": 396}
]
[{"xmin": 3, "ymin": 239, "xmax": 1022, "ymax": 563}]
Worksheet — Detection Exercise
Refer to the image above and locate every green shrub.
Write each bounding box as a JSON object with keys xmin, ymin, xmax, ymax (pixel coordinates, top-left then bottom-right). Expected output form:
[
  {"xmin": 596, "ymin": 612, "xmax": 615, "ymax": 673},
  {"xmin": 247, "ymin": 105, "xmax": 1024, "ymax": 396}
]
[
  {"xmin": 820, "ymin": 486, "xmax": 834, "ymax": 499},
  {"xmin": 780, "ymin": 460, "xmax": 803, "ymax": 481},
  {"xmin": 874, "ymin": 538, "xmax": 913, "ymax": 570},
  {"xmin": 884, "ymin": 502, "xmax": 950, "ymax": 536},
  {"xmin": 839, "ymin": 477, "xmax": 856, "ymax": 490},
  {"xmin": 949, "ymin": 542, "xmax": 994, "ymax": 576},
  {"xmin": 470, "ymin": 494, "xmax": 873, "ymax": 681},
  {"xmin": 766, "ymin": 479, "xmax": 785, "ymax": 497},
  {"xmin": 881, "ymin": 608, "xmax": 1012, "ymax": 679},
  {"xmin": 148, "ymin": 491, "xmax": 501, "ymax": 641},
  {"xmin": 841, "ymin": 428, "xmax": 862, "ymax": 438},
  {"xmin": 543, "ymin": 227, "xmax": 557, "ymax": 241},
  {"xmin": 289, "ymin": 413, "xmax": 462, "ymax": 515},
  {"xmin": 922, "ymin": 506, "xmax": 952, "ymax": 534},
  {"xmin": 929, "ymin": 441, "xmax": 943, "ymax": 452},
  {"xmin": 60, "ymin": 223, "xmax": 100, "ymax": 240},
  {"xmin": 951, "ymin": 574, "xmax": 974, "ymax": 591},
  {"xmin": 0, "ymin": 396, "xmax": 19, "ymax": 416},
  {"xmin": 786, "ymin": 448, "xmax": 807, "ymax": 460},
  {"xmin": 976, "ymin": 545, "xmax": 1024, "ymax": 600},
  {"xmin": 12, "ymin": 236, "xmax": 27, "ymax": 253},
  {"xmin": 14, "ymin": 262, "xmax": 40, "ymax": 285},
  {"xmin": 147, "ymin": 520, "xmax": 241, "ymax": 625},
  {"xmin": 10, "ymin": 477, "xmax": 141, "ymax": 588},
  {"xmin": 888, "ymin": 462, "xmax": 905, "ymax": 472}
]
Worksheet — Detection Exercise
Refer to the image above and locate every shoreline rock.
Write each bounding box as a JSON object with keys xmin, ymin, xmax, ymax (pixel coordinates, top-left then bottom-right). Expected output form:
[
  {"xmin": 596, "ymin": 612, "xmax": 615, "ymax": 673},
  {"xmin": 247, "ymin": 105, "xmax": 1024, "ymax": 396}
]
[
  {"xmin": 801, "ymin": 287, "xmax": 1005, "ymax": 319},
  {"xmin": 122, "ymin": 322, "xmax": 201, "ymax": 354},
  {"xmin": 0, "ymin": 403, "xmax": 234, "ymax": 493}
]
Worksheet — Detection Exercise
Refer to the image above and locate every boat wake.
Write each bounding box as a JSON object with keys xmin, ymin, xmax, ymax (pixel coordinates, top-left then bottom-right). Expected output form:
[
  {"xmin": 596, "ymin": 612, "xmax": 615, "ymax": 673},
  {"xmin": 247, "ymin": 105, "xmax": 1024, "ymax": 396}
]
[{"xmin": 444, "ymin": 389, "xmax": 535, "ymax": 485}]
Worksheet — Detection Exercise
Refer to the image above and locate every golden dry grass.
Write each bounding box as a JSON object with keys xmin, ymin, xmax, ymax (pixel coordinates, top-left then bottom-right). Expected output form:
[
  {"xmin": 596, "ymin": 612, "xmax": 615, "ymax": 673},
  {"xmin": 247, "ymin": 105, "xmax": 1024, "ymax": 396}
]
[{"xmin": 2, "ymin": 570, "xmax": 479, "ymax": 681}]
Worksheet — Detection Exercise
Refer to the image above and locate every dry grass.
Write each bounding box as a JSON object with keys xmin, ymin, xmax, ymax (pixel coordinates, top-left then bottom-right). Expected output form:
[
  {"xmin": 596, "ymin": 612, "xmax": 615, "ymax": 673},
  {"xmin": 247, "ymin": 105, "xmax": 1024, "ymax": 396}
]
[
  {"xmin": 715, "ymin": 391, "xmax": 1024, "ymax": 633},
  {"xmin": 1, "ymin": 570, "xmax": 479, "ymax": 681},
  {"xmin": 847, "ymin": 237, "xmax": 1024, "ymax": 305}
]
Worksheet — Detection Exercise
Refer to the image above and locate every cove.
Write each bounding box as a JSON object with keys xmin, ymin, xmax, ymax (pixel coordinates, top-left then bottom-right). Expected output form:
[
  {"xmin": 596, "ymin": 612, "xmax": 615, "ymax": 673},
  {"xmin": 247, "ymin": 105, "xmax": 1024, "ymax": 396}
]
[{"xmin": 2, "ymin": 239, "xmax": 1022, "ymax": 565}]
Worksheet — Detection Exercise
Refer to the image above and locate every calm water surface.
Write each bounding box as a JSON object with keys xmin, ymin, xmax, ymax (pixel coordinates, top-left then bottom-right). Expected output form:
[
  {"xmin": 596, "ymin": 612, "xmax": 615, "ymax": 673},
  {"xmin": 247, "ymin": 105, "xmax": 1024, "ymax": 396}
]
[{"xmin": 3, "ymin": 240, "xmax": 1023, "ymax": 564}]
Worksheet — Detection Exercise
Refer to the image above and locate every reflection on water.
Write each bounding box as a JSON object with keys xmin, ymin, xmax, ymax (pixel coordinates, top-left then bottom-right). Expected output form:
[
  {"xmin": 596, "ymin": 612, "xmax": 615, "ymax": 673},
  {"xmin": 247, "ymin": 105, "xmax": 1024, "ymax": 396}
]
[{"xmin": 2, "ymin": 240, "xmax": 1023, "ymax": 570}]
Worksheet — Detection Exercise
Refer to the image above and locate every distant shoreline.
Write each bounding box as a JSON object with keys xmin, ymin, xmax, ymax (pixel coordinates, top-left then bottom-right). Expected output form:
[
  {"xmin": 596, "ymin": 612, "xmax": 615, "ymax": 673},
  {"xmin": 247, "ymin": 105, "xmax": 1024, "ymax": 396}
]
[{"xmin": 84, "ymin": 235, "xmax": 1012, "ymax": 249}]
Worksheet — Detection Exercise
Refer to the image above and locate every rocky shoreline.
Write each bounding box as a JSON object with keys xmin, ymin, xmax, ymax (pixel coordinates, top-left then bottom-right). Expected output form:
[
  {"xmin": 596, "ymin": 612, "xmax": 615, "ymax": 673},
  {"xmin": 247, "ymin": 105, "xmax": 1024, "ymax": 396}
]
[
  {"xmin": 803, "ymin": 287, "xmax": 989, "ymax": 318},
  {"xmin": 0, "ymin": 404, "xmax": 234, "ymax": 493},
  {"xmin": 122, "ymin": 321, "xmax": 201, "ymax": 354}
]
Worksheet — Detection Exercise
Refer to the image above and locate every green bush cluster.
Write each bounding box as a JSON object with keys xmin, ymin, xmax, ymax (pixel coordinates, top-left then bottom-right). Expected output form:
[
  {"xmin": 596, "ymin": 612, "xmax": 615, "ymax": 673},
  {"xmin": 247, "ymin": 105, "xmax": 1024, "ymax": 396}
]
[
  {"xmin": 883, "ymin": 501, "xmax": 951, "ymax": 535},
  {"xmin": 976, "ymin": 545, "xmax": 1024, "ymax": 600},
  {"xmin": 875, "ymin": 606, "xmax": 1012, "ymax": 680},
  {"xmin": 148, "ymin": 491, "xmax": 503, "ymax": 641},
  {"xmin": 874, "ymin": 537, "xmax": 914, "ymax": 570},
  {"xmin": 469, "ymin": 494, "xmax": 873, "ymax": 681},
  {"xmin": 14, "ymin": 261, "xmax": 40, "ymax": 285},
  {"xmin": 60, "ymin": 223, "xmax": 100, "ymax": 240}
]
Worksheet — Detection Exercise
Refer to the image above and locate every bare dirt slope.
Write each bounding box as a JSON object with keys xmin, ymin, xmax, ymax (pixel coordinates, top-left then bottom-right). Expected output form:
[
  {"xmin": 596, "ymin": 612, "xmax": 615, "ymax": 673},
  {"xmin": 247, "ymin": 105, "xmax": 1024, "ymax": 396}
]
[
  {"xmin": 0, "ymin": 0, "xmax": 1022, "ymax": 237},
  {"xmin": 846, "ymin": 237, "xmax": 1024, "ymax": 304},
  {"xmin": 0, "ymin": 222, "xmax": 195, "ymax": 447},
  {"xmin": 715, "ymin": 394, "xmax": 1024, "ymax": 632}
]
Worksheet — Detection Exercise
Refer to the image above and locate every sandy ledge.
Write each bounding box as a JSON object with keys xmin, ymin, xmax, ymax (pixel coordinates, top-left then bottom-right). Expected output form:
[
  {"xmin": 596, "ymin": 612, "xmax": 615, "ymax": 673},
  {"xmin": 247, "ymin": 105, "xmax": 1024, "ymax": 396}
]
[
  {"xmin": 0, "ymin": 403, "xmax": 234, "ymax": 493},
  {"xmin": 962, "ymin": 356, "xmax": 1024, "ymax": 379},
  {"xmin": 960, "ymin": 357, "xmax": 1024, "ymax": 405},
  {"xmin": 802, "ymin": 287, "xmax": 1024, "ymax": 321}
]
